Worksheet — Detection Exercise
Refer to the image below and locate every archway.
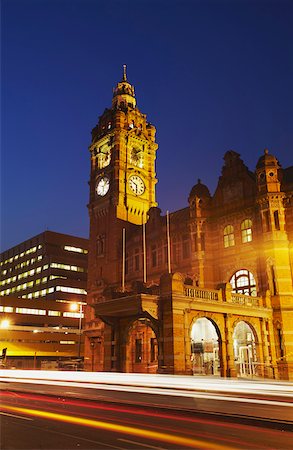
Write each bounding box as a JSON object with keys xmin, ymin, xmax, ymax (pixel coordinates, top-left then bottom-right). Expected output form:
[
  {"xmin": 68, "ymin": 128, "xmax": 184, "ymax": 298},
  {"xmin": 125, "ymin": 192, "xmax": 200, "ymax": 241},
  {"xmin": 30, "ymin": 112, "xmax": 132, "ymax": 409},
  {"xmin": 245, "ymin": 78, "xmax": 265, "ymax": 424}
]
[
  {"xmin": 233, "ymin": 321, "xmax": 258, "ymax": 377},
  {"xmin": 125, "ymin": 318, "xmax": 158, "ymax": 374},
  {"xmin": 190, "ymin": 317, "xmax": 221, "ymax": 376}
]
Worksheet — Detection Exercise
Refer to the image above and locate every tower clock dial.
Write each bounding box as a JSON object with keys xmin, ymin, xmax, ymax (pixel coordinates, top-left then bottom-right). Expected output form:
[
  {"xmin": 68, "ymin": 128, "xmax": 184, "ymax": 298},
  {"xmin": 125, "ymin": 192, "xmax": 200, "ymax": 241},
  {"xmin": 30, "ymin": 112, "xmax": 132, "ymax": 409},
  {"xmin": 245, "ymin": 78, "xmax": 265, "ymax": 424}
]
[
  {"xmin": 128, "ymin": 175, "xmax": 145, "ymax": 196},
  {"xmin": 96, "ymin": 176, "xmax": 110, "ymax": 196}
]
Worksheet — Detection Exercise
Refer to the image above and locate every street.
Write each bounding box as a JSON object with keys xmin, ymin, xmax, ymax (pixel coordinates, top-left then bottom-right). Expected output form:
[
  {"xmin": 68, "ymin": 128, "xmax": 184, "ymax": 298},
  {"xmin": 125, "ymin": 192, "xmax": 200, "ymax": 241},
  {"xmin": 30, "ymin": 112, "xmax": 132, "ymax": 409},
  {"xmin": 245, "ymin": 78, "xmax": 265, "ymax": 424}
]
[{"xmin": 1, "ymin": 389, "xmax": 292, "ymax": 450}]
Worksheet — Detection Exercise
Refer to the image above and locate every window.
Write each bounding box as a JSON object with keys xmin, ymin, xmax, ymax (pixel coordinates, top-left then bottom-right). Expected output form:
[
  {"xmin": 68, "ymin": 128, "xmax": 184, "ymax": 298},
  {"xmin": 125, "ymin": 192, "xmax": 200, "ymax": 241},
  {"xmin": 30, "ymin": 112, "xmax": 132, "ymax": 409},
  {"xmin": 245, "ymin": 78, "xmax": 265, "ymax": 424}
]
[
  {"xmin": 64, "ymin": 245, "xmax": 88, "ymax": 254},
  {"xmin": 241, "ymin": 219, "xmax": 252, "ymax": 243},
  {"xmin": 230, "ymin": 269, "xmax": 256, "ymax": 296},
  {"xmin": 56, "ymin": 286, "xmax": 87, "ymax": 295},
  {"xmin": 274, "ymin": 211, "xmax": 280, "ymax": 230},
  {"xmin": 135, "ymin": 339, "xmax": 142, "ymax": 363},
  {"xmin": 48, "ymin": 310, "xmax": 61, "ymax": 317},
  {"xmin": 224, "ymin": 225, "xmax": 235, "ymax": 248},
  {"xmin": 15, "ymin": 308, "xmax": 46, "ymax": 315}
]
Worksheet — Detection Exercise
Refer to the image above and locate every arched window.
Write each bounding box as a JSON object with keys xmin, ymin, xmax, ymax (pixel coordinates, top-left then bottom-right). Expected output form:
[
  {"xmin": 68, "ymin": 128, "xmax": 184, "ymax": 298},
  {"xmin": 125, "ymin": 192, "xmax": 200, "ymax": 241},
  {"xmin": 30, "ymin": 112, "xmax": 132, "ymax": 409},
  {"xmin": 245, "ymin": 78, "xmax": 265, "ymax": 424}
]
[
  {"xmin": 230, "ymin": 269, "xmax": 256, "ymax": 296},
  {"xmin": 241, "ymin": 219, "xmax": 252, "ymax": 243},
  {"xmin": 224, "ymin": 225, "xmax": 235, "ymax": 248}
]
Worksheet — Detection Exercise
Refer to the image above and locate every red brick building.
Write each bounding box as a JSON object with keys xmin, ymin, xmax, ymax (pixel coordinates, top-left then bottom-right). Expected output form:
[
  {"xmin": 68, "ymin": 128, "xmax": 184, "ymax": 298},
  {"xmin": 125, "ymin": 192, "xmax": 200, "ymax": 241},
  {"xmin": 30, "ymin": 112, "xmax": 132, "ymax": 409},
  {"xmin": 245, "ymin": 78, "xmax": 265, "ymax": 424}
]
[{"xmin": 84, "ymin": 69, "xmax": 293, "ymax": 379}]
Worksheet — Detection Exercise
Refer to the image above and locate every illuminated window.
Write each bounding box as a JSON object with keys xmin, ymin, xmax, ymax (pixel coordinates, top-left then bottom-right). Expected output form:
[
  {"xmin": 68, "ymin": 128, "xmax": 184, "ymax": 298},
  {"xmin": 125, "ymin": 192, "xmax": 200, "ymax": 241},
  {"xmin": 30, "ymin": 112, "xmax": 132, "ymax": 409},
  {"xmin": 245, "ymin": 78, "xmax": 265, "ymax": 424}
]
[
  {"xmin": 230, "ymin": 269, "xmax": 256, "ymax": 296},
  {"xmin": 241, "ymin": 219, "xmax": 252, "ymax": 243},
  {"xmin": 48, "ymin": 310, "xmax": 61, "ymax": 316},
  {"xmin": 64, "ymin": 245, "xmax": 88, "ymax": 254},
  {"xmin": 15, "ymin": 308, "xmax": 46, "ymax": 315},
  {"xmin": 50, "ymin": 275, "xmax": 67, "ymax": 281},
  {"xmin": 0, "ymin": 306, "xmax": 13, "ymax": 312},
  {"xmin": 63, "ymin": 311, "xmax": 84, "ymax": 318},
  {"xmin": 224, "ymin": 225, "xmax": 235, "ymax": 248},
  {"xmin": 50, "ymin": 262, "xmax": 84, "ymax": 272},
  {"xmin": 56, "ymin": 286, "xmax": 87, "ymax": 295}
]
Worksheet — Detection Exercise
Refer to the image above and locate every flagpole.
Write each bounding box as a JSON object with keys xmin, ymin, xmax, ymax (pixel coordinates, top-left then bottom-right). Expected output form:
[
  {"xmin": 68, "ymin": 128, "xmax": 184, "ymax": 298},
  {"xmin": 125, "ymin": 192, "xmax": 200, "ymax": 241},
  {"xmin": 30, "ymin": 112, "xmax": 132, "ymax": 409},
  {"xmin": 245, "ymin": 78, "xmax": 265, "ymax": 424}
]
[
  {"xmin": 142, "ymin": 214, "xmax": 147, "ymax": 284},
  {"xmin": 122, "ymin": 228, "xmax": 126, "ymax": 292},
  {"xmin": 166, "ymin": 210, "xmax": 171, "ymax": 274}
]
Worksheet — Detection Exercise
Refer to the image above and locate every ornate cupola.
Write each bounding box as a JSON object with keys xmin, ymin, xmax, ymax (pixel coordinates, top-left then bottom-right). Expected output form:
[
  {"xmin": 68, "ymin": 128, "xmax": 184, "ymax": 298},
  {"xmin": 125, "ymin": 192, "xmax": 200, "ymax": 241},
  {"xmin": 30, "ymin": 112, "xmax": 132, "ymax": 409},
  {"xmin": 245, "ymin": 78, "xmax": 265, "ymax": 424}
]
[
  {"xmin": 189, "ymin": 179, "xmax": 211, "ymax": 217},
  {"xmin": 256, "ymin": 148, "xmax": 281, "ymax": 194},
  {"xmin": 112, "ymin": 65, "xmax": 136, "ymax": 110}
]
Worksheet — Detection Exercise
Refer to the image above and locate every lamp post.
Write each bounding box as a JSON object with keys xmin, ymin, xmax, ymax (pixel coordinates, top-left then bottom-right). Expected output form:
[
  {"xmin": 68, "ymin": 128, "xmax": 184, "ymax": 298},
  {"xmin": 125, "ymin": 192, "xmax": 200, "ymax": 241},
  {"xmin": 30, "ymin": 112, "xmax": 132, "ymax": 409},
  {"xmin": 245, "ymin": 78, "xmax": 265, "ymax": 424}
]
[
  {"xmin": 70, "ymin": 303, "xmax": 83, "ymax": 359},
  {"xmin": 0, "ymin": 320, "xmax": 10, "ymax": 368}
]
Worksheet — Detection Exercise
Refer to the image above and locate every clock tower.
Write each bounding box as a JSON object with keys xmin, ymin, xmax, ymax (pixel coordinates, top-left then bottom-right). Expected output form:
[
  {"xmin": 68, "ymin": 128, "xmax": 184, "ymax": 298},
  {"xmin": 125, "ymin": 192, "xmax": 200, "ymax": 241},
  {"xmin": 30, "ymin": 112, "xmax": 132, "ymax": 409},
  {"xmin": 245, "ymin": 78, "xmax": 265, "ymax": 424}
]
[
  {"xmin": 89, "ymin": 66, "xmax": 158, "ymax": 226},
  {"xmin": 87, "ymin": 67, "xmax": 158, "ymax": 301}
]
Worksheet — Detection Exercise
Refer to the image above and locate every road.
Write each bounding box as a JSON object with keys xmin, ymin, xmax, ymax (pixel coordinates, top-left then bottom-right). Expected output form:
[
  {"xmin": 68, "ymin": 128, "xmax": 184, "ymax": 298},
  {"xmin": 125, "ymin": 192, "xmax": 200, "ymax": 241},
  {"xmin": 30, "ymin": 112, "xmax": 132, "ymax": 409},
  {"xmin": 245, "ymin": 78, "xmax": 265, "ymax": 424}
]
[
  {"xmin": 1, "ymin": 389, "xmax": 292, "ymax": 450},
  {"xmin": 1, "ymin": 371, "xmax": 292, "ymax": 449}
]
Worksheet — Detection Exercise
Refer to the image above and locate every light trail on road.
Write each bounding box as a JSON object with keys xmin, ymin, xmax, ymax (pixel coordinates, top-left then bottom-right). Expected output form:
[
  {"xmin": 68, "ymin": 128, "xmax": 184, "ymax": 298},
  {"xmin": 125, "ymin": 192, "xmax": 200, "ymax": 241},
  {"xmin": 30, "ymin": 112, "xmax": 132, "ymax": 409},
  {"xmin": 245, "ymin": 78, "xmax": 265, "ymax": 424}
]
[
  {"xmin": 1, "ymin": 390, "xmax": 293, "ymax": 449},
  {"xmin": 0, "ymin": 403, "xmax": 232, "ymax": 450}
]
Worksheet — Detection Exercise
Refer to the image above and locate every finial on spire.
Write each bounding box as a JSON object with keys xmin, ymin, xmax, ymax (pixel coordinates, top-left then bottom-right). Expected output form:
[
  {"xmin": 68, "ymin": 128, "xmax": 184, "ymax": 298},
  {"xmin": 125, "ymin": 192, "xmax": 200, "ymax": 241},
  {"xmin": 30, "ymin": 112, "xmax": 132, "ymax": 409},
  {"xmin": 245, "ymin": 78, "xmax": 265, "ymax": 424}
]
[
  {"xmin": 123, "ymin": 64, "xmax": 127, "ymax": 81},
  {"xmin": 264, "ymin": 148, "xmax": 269, "ymax": 155}
]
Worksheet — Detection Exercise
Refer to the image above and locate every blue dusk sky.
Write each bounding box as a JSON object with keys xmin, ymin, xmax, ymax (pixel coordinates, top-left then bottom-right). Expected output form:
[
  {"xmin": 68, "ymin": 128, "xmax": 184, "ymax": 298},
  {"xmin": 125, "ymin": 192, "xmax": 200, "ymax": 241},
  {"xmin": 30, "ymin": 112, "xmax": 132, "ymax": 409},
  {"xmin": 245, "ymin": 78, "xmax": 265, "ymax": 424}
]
[{"xmin": 1, "ymin": 0, "xmax": 292, "ymax": 252}]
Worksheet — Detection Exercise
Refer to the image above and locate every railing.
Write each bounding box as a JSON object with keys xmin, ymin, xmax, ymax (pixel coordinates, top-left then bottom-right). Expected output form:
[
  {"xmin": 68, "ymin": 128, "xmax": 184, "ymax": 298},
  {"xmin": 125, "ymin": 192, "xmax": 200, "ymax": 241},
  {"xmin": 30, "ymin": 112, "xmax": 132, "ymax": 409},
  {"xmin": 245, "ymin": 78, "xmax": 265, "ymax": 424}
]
[
  {"xmin": 184, "ymin": 287, "xmax": 219, "ymax": 301},
  {"xmin": 231, "ymin": 293, "xmax": 260, "ymax": 307}
]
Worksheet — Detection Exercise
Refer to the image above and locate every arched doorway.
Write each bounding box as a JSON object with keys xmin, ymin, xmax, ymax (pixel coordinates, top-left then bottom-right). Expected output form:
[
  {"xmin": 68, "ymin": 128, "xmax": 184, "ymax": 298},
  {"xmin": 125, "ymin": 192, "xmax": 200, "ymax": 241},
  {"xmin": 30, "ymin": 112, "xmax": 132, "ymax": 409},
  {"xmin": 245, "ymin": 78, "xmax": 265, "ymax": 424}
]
[
  {"xmin": 233, "ymin": 321, "xmax": 258, "ymax": 377},
  {"xmin": 125, "ymin": 318, "xmax": 158, "ymax": 374},
  {"xmin": 190, "ymin": 317, "xmax": 221, "ymax": 376}
]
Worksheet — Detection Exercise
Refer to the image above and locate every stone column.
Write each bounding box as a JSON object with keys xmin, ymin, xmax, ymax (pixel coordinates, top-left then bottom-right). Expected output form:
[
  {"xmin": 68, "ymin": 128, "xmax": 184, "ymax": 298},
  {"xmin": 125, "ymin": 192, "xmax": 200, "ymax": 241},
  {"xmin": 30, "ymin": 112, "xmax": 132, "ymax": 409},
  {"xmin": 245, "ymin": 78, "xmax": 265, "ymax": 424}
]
[
  {"xmin": 184, "ymin": 309, "xmax": 193, "ymax": 375},
  {"xmin": 224, "ymin": 314, "xmax": 237, "ymax": 377},
  {"xmin": 267, "ymin": 318, "xmax": 279, "ymax": 379}
]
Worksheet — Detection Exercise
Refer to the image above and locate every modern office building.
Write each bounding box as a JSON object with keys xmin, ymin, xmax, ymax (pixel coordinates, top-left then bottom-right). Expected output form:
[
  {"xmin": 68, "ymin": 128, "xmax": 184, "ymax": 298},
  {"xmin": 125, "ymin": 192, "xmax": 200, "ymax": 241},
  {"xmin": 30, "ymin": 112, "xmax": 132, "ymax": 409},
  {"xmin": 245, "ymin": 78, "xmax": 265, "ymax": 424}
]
[
  {"xmin": 0, "ymin": 231, "xmax": 88, "ymax": 368},
  {"xmin": 84, "ymin": 68, "xmax": 293, "ymax": 380}
]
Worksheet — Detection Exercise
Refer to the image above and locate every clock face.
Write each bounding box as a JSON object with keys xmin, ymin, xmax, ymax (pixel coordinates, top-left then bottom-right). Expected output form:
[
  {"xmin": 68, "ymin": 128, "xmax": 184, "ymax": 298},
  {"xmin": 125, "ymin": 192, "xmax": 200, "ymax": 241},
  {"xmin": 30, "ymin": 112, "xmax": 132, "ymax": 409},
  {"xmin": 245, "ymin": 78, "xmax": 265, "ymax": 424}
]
[
  {"xmin": 96, "ymin": 176, "xmax": 110, "ymax": 196},
  {"xmin": 97, "ymin": 145, "xmax": 110, "ymax": 169},
  {"xmin": 128, "ymin": 175, "xmax": 145, "ymax": 196}
]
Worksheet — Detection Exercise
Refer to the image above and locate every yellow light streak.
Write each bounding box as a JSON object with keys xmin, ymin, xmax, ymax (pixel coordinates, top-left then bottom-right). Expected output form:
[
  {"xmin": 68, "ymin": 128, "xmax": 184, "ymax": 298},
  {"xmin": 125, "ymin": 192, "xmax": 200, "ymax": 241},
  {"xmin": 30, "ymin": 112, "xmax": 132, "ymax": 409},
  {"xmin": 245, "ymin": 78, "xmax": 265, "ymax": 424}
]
[{"xmin": 1, "ymin": 404, "xmax": 231, "ymax": 450}]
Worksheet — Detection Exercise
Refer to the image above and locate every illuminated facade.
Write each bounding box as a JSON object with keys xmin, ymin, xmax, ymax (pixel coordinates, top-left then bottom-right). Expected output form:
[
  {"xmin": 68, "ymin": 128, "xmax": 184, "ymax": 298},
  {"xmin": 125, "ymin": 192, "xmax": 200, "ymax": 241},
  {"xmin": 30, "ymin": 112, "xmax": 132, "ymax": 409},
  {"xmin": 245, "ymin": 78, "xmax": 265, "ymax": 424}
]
[
  {"xmin": 0, "ymin": 231, "xmax": 88, "ymax": 368},
  {"xmin": 85, "ymin": 69, "xmax": 293, "ymax": 380}
]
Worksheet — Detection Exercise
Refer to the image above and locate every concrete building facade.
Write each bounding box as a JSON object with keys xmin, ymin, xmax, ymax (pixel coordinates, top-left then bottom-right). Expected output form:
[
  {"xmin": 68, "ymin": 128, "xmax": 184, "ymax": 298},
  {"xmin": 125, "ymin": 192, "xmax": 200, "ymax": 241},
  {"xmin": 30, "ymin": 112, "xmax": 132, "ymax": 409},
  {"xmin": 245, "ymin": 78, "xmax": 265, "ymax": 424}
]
[{"xmin": 0, "ymin": 231, "xmax": 88, "ymax": 368}]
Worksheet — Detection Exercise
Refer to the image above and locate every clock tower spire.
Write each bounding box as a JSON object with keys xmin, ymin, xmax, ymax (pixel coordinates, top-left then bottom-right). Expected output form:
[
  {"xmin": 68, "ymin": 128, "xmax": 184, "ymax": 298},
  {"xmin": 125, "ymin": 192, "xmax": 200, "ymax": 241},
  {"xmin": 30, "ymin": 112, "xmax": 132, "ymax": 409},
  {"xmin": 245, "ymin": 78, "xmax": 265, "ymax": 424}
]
[{"xmin": 89, "ymin": 66, "xmax": 158, "ymax": 225}]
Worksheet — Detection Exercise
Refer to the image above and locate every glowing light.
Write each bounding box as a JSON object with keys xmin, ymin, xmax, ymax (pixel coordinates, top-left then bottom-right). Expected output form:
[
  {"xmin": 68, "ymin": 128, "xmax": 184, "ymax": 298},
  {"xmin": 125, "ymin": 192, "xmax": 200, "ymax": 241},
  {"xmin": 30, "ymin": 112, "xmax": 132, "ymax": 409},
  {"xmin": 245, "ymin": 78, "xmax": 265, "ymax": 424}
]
[
  {"xmin": 0, "ymin": 404, "xmax": 231, "ymax": 450},
  {"xmin": 0, "ymin": 319, "xmax": 10, "ymax": 329},
  {"xmin": 70, "ymin": 302, "xmax": 79, "ymax": 312}
]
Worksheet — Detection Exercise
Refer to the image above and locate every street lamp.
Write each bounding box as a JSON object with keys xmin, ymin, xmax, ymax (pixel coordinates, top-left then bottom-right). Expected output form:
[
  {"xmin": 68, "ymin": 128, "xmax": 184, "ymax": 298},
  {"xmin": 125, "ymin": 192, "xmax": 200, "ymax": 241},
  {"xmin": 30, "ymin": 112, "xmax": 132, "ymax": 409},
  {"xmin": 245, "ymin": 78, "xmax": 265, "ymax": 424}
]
[
  {"xmin": 0, "ymin": 319, "xmax": 10, "ymax": 329},
  {"xmin": 70, "ymin": 302, "xmax": 83, "ymax": 359}
]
